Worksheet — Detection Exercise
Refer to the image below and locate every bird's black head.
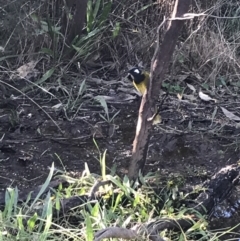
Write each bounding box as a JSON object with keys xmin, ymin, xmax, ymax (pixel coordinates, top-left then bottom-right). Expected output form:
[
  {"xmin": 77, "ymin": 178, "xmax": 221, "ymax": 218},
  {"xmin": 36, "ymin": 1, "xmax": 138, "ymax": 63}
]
[{"xmin": 127, "ymin": 67, "xmax": 145, "ymax": 84}]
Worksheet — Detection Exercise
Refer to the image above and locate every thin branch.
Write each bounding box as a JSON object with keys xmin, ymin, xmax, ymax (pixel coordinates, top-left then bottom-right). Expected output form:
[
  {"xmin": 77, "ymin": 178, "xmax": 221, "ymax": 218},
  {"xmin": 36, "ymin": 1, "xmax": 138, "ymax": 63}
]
[{"xmin": 171, "ymin": 13, "xmax": 240, "ymax": 20}]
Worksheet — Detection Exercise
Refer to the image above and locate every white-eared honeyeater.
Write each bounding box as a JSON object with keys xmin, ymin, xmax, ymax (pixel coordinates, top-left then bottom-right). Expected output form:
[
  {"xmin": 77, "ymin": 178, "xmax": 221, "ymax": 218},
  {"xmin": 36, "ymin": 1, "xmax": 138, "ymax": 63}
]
[{"xmin": 127, "ymin": 67, "xmax": 161, "ymax": 125}]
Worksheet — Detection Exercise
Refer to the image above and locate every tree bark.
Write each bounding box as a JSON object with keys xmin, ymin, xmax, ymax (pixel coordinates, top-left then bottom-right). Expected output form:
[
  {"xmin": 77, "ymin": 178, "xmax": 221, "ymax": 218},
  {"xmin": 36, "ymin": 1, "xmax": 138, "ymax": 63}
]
[
  {"xmin": 63, "ymin": 0, "xmax": 88, "ymax": 44},
  {"xmin": 128, "ymin": 0, "xmax": 191, "ymax": 180}
]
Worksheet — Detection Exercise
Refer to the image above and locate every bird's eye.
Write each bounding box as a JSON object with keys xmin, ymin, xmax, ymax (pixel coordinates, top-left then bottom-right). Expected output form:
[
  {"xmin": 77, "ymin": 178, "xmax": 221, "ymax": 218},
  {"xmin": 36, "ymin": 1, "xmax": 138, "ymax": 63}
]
[{"xmin": 133, "ymin": 69, "xmax": 140, "ymax": 74}]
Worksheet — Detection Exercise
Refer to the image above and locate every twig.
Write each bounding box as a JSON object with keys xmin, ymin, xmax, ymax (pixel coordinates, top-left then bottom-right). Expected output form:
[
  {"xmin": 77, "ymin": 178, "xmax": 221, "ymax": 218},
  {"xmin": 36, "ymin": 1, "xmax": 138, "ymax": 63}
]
[
  {"xmin": 88, "ymin": 180, "xmax": 112, "ymax": 200},
  {"xmin": 169, "ymin": 12, "xmax": 240, "ymax": 20},
  {"xmin": 148, "ymin": 92, "xmax": 168, "ymax": 122},
  {"xmin": 0, "ymin": 80, "xmax": 64, "ymax": 135}
]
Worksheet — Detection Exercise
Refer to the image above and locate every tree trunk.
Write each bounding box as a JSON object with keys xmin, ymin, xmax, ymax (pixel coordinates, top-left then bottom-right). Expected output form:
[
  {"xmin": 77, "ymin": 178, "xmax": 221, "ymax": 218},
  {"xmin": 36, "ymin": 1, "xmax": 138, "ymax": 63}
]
[
  {"xmin": 128, "ymin": 0, "xmax": 191, "ymax": 180},
  {"xmin": 63, "ymin": 0, "xmax": 88, "ymax": 44}
]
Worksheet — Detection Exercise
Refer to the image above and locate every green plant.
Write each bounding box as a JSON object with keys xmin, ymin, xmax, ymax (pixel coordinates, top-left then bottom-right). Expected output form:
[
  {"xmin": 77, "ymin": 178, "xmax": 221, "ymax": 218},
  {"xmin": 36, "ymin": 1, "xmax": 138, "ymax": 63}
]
[
  {"xmin": 86, "ymin": 0, "xmax": 112, "ymax": 33},
  {"xmin": 94, "ymin": 96, "xmax": 120, "ymax": 123},
  {"xmin": 71, "ymin": 0, "xmax": 113, "ymax": 60},
  {"xmin": 1, "ymin": 164, "xmax": 55, "ymax": 240},
  {"xmin": 1, "ymin": 158, "xmax": 235, "ymax": 241},
  {"xmin": 162, "ymin": 82, "xmax": 183, "ymax": 94},
  {"xmin": 62, "ymin": 79, "xmax": 88, "ymax": 120},
  {"xmin": 93, "ymin": 138, "xmax": 108, "ymax": 180},
  {"xmin": 30, "ymin": 14, "xmax": 64, "ymax": 62}
]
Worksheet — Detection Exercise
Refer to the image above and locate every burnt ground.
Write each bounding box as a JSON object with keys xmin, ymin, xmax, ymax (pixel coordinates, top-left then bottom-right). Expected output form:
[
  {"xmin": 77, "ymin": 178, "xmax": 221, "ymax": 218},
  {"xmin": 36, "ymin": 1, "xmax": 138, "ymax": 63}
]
[{"xmin": 1, "ymin": 73, "xmax": 240, "ymax": 237}]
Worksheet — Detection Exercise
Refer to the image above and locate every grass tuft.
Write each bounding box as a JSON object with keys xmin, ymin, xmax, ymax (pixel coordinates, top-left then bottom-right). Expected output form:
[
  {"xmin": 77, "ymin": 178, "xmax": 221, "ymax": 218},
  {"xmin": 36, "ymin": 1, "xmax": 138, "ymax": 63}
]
[{"xmin": 1, "ymin": 161, "xmax": 235, "ymax": 240}]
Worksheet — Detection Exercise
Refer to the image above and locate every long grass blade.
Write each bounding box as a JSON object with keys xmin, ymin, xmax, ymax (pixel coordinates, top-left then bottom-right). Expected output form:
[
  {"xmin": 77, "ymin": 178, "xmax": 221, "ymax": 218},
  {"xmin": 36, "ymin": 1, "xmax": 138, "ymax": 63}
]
[{"xmin": 29, "ymin": 163, "xmax": 55, "ymax": 210}]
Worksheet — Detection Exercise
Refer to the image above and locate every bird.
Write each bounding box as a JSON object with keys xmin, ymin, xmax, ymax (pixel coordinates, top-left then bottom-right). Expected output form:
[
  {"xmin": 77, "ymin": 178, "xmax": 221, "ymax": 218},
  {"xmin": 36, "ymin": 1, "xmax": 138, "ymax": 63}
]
[
  {"xmin": 127, "ymin": 67, "xmax": 161, "ymax": 125},
  {"xmin": 127, "ymin": 67, "xmax": 149, "ymax": 95}
]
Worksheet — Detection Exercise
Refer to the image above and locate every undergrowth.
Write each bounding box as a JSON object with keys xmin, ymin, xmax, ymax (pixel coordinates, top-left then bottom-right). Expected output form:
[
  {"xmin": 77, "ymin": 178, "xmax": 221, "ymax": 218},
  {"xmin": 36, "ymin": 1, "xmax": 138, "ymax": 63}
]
[{"xmin": 0, "ymin": 160, "xmax": 234, "ymax": 241}]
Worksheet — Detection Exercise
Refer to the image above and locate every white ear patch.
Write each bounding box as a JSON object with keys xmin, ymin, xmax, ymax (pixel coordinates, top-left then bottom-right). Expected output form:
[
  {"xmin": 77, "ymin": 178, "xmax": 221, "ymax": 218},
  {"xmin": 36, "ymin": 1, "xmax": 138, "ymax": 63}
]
[{"xmin": 133, "ymin": 69, "xmax": 140, "ymax": 74}]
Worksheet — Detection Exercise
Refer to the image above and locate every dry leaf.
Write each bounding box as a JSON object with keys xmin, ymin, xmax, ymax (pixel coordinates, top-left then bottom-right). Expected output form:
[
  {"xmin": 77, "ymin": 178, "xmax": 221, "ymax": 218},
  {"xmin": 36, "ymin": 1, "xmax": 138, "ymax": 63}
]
[
  {"xmin": 199, "ymin": 91, "xmax": 215, "ymax": 102},
  {"xmin": 186, "ymin": 83, "xmax": 196, "ymax": 93},
  {"xmin": 178, "ymin": 74, "xmax": 188, "ymax": 82},
  {"xmin": 220, "ymin": 107, "xmax": 240, "ymax": 121},
  {"xmin": 52, "ymin": 103, "xmax": 63, "ymax": 110},
  {"xmin": 16, "ymin": 61, "xmax": 38, "ymax": 79},
  {"xmin": 177, "ymin": 93, "xmax": 183, "ymax": 100},
  {"xmin": 195, "ymin": 73, "xmax": 202, "ymax": 81}
]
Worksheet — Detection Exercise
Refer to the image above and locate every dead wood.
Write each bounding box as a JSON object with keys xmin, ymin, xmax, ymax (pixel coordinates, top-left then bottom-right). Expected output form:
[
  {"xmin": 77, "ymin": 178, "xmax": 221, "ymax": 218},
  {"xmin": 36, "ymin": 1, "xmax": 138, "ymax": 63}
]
[
  {"xmin": 191, "ymin": 163, "xmax": 240, "ymax": 215},
  {"xmin": 128, "ymin": 0, "xmax": 191, "ymax": 180}
]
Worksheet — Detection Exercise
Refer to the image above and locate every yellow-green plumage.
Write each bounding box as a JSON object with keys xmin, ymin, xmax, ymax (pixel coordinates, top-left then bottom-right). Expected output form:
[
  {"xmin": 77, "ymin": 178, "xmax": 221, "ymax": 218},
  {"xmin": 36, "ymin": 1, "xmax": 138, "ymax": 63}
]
[
  {"xmin": 127, "ymin": 67, "xmax": 161, "ymax": 125},
  {"xmin": 132, "ymin": 72, "xmax": 149, "ymax": 95}
]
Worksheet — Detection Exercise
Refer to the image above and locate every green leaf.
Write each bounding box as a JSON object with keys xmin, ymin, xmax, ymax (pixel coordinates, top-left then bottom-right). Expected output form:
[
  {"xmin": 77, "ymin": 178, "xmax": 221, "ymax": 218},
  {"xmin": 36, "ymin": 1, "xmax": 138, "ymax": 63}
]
[
  {"xmin": 43, "ymin": 193, "xmax": 53, "ymax": 233},
  {"xmin": 55, "ymin": 193, "xmax": 61, "ymax": 211},
  {"xmin": 39, "ymin": 192, "xmax": 53, "ymax": 240},
  {"xmin": 113, "ymin": 192, "xmax": 123, "ymax": 211},
  {"xmin": 99, "ymin": 113, "xmax": 107, "ymax": 122},
  {"xmin": 76, "ymin": 27, "xmax": 103, "ymax": 45},
  {"xmin": 40, "ymin": 21, "xmax": 49, "ymax": 32},
  {"xmin": 100, "ymin": 1, "xmax": 112, "ymax": 25},
  {"xmin": 78, "ymin": 79, "xmax": 86, "ymax": 96},
  {"xmin": 30, "ymin": 13, "xmax": 39, "ymax": 22},
  {"xmin": 87, "ymin": 0, "xmax": 94, "ymax": 32},
  {"xmin": 93, "ymin": 0, "xmax": 101, "ymax": 19},
  {"xmin": 85, "ymin": 214, "xmax": 93, "ymax": 241},
  {"xmin": 27, "ymin": 213, "xmax": 38, "ymax": 231},
  {"xmin": 40, "ymin": 67, "xmax": 55, "ymax": 83},
  {"xmin": 162, "ymin": 82, "xmax": 169, "ymax": 88},
  {"xmin": 202, "ymin": 83, "xmax": 209, "ymax": 90},
  {"xmin": 127, "ymin": 2, "xmax": 154, "ymax": 20},
  {"xmin": 29, "ymin": 163, "xmax": 55, "ymax": 210},
  {"xmin": 95, "ymin": 96, "xmax": 109, "ymax": 121},
  {"xmin": 17, "ymin": 209, "xmax": 24, "ymax": 230},
  {"xmin": 40, "ymin": 48, "xmax": 54, "ymax": 57},
  {"xmin": 13, "ymin": 186, "xmax": 18, "ymax": 215},
  {"xmin": 220, "ymin": 76, "xmax": 227, "ymax": 86},
  {"xmin": 4, "ymin": 188, "xmax": 14, "ymax": 219},
  {"xmin": 91, "ymin": 203, "xmax": 99, "ymax": 217},
  {"xmin": 71, "ymin": 79, "xmax": 86, "ymax": 109},
  {"xmin": 112, "ymin": 22, "xmax": 120, "ymax": 38},
  {"xmin": 110, "ymin": 110, "xmax": 120, "ymax": 122},
  {"xmin": 22, "ymin": 67, "xmax": 55, "ymax": 92}
]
